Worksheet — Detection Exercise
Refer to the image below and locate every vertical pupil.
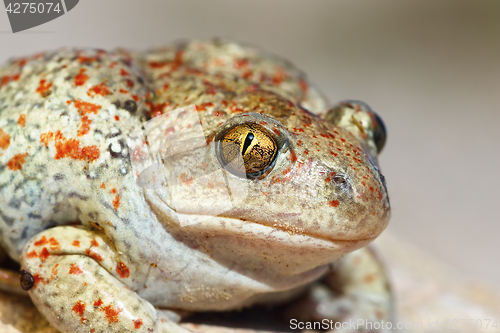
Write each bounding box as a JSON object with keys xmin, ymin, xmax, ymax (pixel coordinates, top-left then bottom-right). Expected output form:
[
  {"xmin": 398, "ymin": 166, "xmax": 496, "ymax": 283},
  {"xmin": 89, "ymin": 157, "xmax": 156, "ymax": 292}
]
[{"xmin": 242, "ymin": 132, "xmax": 254, "ymax": 155}]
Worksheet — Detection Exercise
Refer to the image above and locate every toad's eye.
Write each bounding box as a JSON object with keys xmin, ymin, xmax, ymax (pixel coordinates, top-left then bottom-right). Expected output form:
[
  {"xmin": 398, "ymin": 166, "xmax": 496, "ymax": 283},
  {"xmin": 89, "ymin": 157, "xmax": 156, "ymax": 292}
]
[
  {"xmin": 217, "ymin": 123, "xmax": 278, "ymax": 179},
  {"xmin": 371, "ymin": 111, "xmax": 386, "ymax": 154}
]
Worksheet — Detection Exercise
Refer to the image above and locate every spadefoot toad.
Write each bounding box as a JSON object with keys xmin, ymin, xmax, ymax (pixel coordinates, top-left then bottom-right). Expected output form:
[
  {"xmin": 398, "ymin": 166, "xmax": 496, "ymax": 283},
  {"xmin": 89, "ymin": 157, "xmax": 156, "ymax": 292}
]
[{"xmin": 0, "ymin": 39, "xmax": 391, "ymax": 333}]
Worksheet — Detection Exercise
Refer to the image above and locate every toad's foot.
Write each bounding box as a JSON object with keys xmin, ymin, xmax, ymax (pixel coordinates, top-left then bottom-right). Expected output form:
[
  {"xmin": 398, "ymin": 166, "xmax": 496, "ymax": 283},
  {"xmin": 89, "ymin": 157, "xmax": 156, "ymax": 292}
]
[
  {"xmin": 20, "ymin": 226, "xmax": 191, "ymax": 333},
  {"xmin": 285, "ymin": 247, "xmax": 392, "ymax": 333}
]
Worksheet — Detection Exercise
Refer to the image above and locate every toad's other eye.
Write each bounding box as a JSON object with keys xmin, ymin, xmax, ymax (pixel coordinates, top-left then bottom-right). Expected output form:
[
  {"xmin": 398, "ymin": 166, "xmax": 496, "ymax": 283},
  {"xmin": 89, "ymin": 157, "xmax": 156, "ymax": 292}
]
[
  {"xmin": 371, "ymin": 111, "xmax": 387, "ymax": 154},
  {"xmin": 217, "ymin": 123, "xmax": 278, "ymax": 179}
]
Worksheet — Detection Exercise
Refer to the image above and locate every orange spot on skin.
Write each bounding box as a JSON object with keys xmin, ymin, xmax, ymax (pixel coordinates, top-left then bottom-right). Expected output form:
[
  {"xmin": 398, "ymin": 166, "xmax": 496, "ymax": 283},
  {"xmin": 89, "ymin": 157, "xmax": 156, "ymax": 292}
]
[
  {"xmin": 179, "ymin": 173, "xmax": 194, "ymax": 186},
  {"xmin": 120, "ymin": 69, "xmax": 129, "ymax": 76},
  {"xmin": 112, "ymin": 194, "xmax": 120, "ymax": 210},
  {"xmin": 132, "ymin": 94, "xmax": 139, "ymax": 102},
  {"xmin": 49, "ymin": 237, "xmax": 60, "ymax": 251},
  {"xmin": 0, "ymin": 128, "xmax": 10, "ymax": 149},
  {"xmin": 74, "ymin": 68, "xmax": 89, "ymax": 86},
  {"xmin": 85, "ymin": 249, "xmax": 103, "ymax": 262},
  {"xmin": 54, "ymin": 138, "xmax": 100, "ymax": 162},
  {"xmin": 51, "ymin": 263, "xmax": 59, "ymax": 276},
  {"xmin": 290, "ymin": 150, "xmax": 297, "ymax": 163},
  {"xmin": 90, "ymin": 239, "xmax": 99, "ymax": 247},
  {"xmin": 93, "ymin": 299, "xmax": 103, "ymax": 307},
  {"xmin": 364, "ymin": 273, "xmax": 377, "ymax": 283},
  {"xmin": 116, "ymin": 262, "xmax": 130, "ymax": 278},
  {"xmin": 298, "ymin": 78, "xmax": 308, "ymax": 93},
  {"xmin": 87, "ymin": 83, "xmax": 110, "ymax": 97},
  {"xmin": 114, "ymin": 115, "xmax": 120, "ymax": 121},
  {"xmin": 34, "ymin": 236, "xmax": 48, "ymax": 246},
  {"xmin": 110, "ymin": 188, "xmax": 121, "ymax": 210},
  {"xmin": 72, "ymin": 301, "xmax": 86, "ymax": 322},
  {"xmin": 149, "ymin": 51, "xmax": 183, "ymax": 71},
  {"xmin": 78, "ymin": 116, "xmax": 92, "ymax": 136},
  {"xmin": 134, "ymin": 319, "xmax": 143, "ymax": 329},
  {"xmin": 69, "ymin": 264, "xmax": 83, "ymax": 275},
  {"xmin": 126, "ymin": 79, "xmax": 134, "ymax": 88},
  {"xmin": 39, "ymin": 247, "xmax": 50, "ymax": 262},
  {"xmin": 271, "ymin": 69, "xmax": 284, "ymax": 85},
  {"xmin": 36, "ymin": 80, "xmax": 52, "ymax": 97},
  {"xmin": 27, "ymin": 250, "xmax": 38, "ymax": 258},
  {"xmin": 102, "ymin": 305, "xmax": 122, "ymax": 324},
  {"xmin": 18, "ymin": 114, "xmax": 26, "ymax": 127},
  {"xmin": 78, "ymin": 56, "xmax": 97, "ymax": 64},
  {"xmin": 234, "ymin": 58, "xmax": 249, "ymax": 69},
  {"xmin": 0, "ymin": 76, "xmax": 9, "ymax": 87},
  {"xmin": 73, "ymin": 100, "xmax": 101, "ymax": 116},
  {"xmin": 270, "ymin": 176, "xmax": 282, "ymax": 185},
  {"xmin": 40, "ymin": 131, "xmax": 63, "ymax": 147},
  {"xmin": 72, "ymin": 240, "xmax": 80, "ymax": 247},
  {"xmin": 32, "ymin": 274, "xmax": 45, "ymax": 288},
  {"xmin": 0, "ymin": 75, "xmax": 10, "ymax": 88},
  {"xmin": 325, "ymin": 177, "xmax": 331, "ymax": 182},
  {"xmin": 195, "ymin": 102, "xmax": 214, "ymax": 112},
  {"xmin": 7, "ymin": 153, "xmax": 28, "ymax": 171},
  {"xmin": 119, "ymin": 89, "xmax": 128, "ymax": 94},
  {"xmin": 101, "ymin": 183, "xmax": 106, "ymax": 189},
  {"xmin": 41, "ymin": 130, "xmax": 100, "ymax": 162},
  {"xmin": 149, "ymin": 61, "xmax": 166, "ymax": 68},
  {"xmin": 149, "ymin": 102, "xmax": 169, "ymax": 117},
  {"xmin": 329, "ymin": 200, "xmax": 340, "ymax": 207}
]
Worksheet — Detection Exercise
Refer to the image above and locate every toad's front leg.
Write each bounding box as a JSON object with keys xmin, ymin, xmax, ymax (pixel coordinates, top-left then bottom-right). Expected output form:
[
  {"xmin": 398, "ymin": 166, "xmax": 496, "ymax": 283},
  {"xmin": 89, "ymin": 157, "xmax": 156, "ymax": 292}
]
[
  {"xmin": 286, "ymin": 247, "xmax": 392, "ymax": 333},
  {"xmin": 20, "ymin": 226, "xmax": 190, "ymax": 333}
]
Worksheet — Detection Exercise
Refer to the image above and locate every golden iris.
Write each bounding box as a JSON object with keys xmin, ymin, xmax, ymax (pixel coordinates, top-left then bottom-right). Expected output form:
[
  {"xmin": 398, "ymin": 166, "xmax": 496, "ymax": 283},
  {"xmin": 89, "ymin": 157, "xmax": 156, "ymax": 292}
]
[{"xmin": 219, "ymin": 123, "xmax": 277, "ymax": 178}]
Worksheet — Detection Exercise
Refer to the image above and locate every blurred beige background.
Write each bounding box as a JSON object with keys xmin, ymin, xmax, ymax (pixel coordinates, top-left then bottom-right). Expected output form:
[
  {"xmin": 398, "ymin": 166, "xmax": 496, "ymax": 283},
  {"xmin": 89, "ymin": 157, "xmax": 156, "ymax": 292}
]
[{"xmin": 0, "ymin": 0, "xmax": 498, "ymax": 291}]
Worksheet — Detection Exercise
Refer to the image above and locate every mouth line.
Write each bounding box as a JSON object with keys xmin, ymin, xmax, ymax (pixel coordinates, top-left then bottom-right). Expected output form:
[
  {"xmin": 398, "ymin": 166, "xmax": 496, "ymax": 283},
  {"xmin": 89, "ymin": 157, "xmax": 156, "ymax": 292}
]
[
  {"xmin": 176, "ymin": 212, "xmax": 377, "ymax": 244},
  {"xmin": 247, "ymin": 218, "xmax": 377, "ymax": 243}
]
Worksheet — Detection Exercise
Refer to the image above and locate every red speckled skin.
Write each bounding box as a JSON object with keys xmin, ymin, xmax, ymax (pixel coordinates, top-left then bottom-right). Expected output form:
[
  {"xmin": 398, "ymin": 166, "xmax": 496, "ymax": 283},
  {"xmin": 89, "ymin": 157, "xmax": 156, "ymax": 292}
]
[{"xmin": 0, "ymin": 40, "xmax": 391, "ymax": 332}]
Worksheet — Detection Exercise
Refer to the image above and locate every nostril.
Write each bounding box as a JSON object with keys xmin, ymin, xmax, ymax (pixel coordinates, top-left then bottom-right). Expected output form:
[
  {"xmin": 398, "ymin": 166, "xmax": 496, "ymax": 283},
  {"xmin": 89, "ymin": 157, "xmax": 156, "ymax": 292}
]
[
  {"xmin": 332, "ymin": 175, "xmax": 346, "ymax": 184},
  {"xmin": 332, "ymin": 174, "xmax": 353, "ymax": 196}
]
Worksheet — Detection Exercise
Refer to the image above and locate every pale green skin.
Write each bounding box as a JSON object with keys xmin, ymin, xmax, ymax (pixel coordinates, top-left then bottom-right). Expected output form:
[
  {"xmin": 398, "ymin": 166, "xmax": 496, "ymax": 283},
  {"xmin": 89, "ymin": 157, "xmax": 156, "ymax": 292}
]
[{"xmin": 0, "ymin": 40, "xmax": 391, "ymax": 332}]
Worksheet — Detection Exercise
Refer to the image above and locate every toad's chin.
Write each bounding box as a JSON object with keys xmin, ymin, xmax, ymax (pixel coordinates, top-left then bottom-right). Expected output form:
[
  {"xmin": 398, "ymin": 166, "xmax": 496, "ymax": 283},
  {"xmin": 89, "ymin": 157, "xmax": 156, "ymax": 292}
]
[
  {"xmin": 159, "ymin": 215, "xmax": 374, "ymax": 276},
  {"xmin": 146, "ymin": 190, "xmax": 378, "ymax": 275}
]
